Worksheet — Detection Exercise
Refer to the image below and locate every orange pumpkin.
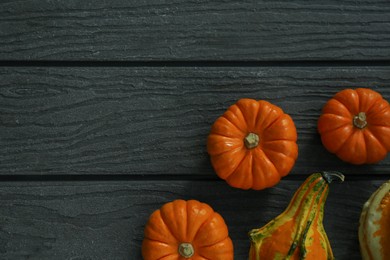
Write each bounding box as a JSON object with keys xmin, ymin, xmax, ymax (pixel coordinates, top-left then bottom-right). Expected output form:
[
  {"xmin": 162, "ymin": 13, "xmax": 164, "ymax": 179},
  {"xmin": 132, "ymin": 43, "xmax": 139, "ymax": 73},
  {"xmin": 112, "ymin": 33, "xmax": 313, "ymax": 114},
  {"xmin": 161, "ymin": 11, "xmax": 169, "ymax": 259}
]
[
  {"xmin": 207, "ymin": 98, "xmax": 298, "ymax": 190},
  {"xmin": 142, "ymin": 199, "xmax": 233, "ymax": 260},
  {"xmin": 318, "ymin": 88, "xmax": 390, "ymax": 164}
]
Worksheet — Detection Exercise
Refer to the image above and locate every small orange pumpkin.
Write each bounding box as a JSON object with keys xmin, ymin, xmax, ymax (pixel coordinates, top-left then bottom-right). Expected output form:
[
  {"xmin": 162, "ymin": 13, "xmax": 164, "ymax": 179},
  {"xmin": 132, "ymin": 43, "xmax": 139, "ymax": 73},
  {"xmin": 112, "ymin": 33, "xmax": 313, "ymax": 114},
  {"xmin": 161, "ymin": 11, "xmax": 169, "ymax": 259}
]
[
  {"xmin": 142, "ymin": 199, "xmax": 233, "ymax": 260},
  {"xmin": 318, "ymin": 88, "xmax": 390, "ymax": 164},
  {"xmin": 207, "ymin": 98, "xmax": 298, "ymax": 190}
]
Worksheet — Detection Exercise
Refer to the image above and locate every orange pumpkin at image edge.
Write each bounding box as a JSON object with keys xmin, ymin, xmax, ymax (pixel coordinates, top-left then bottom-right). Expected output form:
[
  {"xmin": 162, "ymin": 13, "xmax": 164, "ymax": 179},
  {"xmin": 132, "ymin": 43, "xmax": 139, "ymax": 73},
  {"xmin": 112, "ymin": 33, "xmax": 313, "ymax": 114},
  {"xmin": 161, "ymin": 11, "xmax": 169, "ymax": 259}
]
[
  {"xmin": 142, "ymin": 199, "xmax": 234, "ymax": 260},
  {"xmin": 318, "ymin": 88, "xmax": 390, "ymax": 165},
  {"xmin": 207, "ymin": 98, "xmax": 298, "ymax": 190}
]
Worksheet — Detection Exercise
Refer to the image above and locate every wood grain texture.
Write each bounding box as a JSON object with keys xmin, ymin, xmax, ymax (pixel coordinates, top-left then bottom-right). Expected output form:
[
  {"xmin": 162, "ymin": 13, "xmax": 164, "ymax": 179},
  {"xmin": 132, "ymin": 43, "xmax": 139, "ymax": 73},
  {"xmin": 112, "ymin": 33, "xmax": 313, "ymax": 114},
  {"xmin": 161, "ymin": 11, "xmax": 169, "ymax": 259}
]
[
  {"xmin": 0, "ymin": 178, "xmax": 386, "ymax": 259},
  {"xmin": 1, "ymin": 0, "xmax": 390, "ymax": 61},
  {"xmin": 1, "ymin": 66, "xmax": 390, "ymax": 176}
]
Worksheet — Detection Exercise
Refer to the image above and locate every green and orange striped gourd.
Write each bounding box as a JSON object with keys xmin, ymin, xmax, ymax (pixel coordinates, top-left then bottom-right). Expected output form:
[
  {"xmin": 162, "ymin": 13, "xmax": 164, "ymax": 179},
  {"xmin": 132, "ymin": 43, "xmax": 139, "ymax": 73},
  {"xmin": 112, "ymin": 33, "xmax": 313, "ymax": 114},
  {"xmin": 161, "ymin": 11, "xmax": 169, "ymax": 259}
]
[
  {"xmin": 248, "ymin": 172, "xmax": 344, "ymax": 260},
  {"xmin": 359, "ymin": 180, "xmax": 390, "ymax": 260}
]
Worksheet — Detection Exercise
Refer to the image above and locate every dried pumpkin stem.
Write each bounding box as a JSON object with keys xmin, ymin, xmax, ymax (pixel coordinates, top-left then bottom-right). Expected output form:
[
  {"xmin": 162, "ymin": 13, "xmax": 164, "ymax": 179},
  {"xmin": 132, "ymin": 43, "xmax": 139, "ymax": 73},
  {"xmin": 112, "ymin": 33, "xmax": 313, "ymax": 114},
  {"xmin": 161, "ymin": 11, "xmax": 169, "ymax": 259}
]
[
  {"xmin": 178, "ymin": 243, "xmax": 194, "ymax": 258},
  {"xmin": 353, "ymin": 112, "xmax": 368, "ymax": 129},
  {"xmin": 321, "ymin": 171, "xmax": 345, "ymax": 184},
  {"xmin": 244, "ymin": 133, "xmax": 259, "ymax": 149}
]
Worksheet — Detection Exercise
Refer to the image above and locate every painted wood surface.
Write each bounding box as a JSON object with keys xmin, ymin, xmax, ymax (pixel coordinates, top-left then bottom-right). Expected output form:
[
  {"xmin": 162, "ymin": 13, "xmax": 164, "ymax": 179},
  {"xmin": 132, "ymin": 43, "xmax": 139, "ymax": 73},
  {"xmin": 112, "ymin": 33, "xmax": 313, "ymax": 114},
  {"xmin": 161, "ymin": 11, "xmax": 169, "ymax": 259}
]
[
  {"xmin": 0, "ymin": 179, "xmax": 386, "ymax": 259},
  {"xmin": 1, "ymin": 0, "xmax": 390, "ymax": 61},
  {"xmin": 1, "ymin": 0, "xmax": 390, "ymax": 259}
]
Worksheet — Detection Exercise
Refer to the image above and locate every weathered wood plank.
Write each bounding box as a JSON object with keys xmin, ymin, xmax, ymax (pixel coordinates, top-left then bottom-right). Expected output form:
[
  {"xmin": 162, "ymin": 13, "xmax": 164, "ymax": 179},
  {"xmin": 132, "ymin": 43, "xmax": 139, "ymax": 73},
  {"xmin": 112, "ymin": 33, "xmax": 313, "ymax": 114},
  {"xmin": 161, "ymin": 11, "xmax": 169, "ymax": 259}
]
[
  {"xmin": 0, "ymin": 178, "xmax": 385, "ymax": 259},
  {"xmin": 1, "ymin": 0, "xmax": 390, "ymax": 61},
  {"xmin": 1, "ymin": 66, "xmax": 390, "ymax": 176}
]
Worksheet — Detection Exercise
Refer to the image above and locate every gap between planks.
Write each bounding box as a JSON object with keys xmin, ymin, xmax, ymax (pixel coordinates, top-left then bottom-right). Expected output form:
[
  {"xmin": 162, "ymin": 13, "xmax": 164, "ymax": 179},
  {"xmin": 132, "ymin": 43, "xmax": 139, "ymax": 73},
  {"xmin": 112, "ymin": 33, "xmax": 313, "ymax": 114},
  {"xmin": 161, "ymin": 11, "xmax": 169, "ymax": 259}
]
[
  {"xmin": 0, "ymin": 173, "xmax": 388, "ymax": 182},
  {"xmin": 0, "ymin": 60, "xmax": 390, "ymax": 68}
]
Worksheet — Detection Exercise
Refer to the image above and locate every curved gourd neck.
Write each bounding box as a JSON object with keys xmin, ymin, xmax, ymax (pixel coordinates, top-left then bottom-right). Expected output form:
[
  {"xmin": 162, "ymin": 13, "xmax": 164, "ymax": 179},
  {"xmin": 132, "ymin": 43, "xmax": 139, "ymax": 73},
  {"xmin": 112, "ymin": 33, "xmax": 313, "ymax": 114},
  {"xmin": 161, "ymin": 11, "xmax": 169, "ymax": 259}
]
[
  {"xmin": 287, "ymin": 173, "xmax": 327, "ymax": 215},
  {"xmin": 284, "ymin": 172, "xmax": 344, "ymax": 217}
]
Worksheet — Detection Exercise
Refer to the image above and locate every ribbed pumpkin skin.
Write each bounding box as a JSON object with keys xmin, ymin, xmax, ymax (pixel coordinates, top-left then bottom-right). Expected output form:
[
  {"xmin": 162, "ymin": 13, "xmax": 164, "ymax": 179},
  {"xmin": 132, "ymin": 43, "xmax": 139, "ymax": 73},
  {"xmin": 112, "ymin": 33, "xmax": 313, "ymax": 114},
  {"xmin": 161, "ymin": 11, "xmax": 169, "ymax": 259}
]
[
  {"xmin": 142, "ymin": 199, "xmax": 233, "ymax": 260},
  {"xmin": 249, "ymin": 172, "xmax": 344, "ymax": 260},
  {"xmin": 359, "ymin": 180, "xmax": 390, "ymax": 260},
  {"xmin": 207, "ymin": 98, "xmax": 298, "ymax": 190},
  {"xmin": 318, "ymin": 88, "xmax": 390, "ymax": 165}
]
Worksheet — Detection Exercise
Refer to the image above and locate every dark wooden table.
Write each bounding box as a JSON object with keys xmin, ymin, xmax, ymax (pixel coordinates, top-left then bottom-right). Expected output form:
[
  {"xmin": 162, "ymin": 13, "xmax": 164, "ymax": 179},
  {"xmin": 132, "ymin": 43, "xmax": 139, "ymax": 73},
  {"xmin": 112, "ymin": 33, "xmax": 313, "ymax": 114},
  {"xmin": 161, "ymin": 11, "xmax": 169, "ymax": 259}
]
[{"xmin": 1, "ymin": 1, "xmax": 390, "ymax": 259}]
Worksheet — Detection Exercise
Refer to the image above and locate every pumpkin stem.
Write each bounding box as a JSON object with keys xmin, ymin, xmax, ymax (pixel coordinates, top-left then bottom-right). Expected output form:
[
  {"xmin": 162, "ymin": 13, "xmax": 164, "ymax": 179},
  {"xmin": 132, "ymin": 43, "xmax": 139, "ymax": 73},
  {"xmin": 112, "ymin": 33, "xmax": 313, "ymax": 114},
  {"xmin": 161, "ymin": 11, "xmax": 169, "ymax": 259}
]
[
  {"xmin": 178, "ymin": 243, "xmax": 194, "ymax": 258},
  {"xmin": 321, "ymin": 171, "xmax": 345, "ymax": 184},
  {"xmin": 353, "ymin": 112, "xmax": 368, "ymax": 129},
  {"xmin": 244, "ymin": 133, "xmax": 259, "ymax": 149}
]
